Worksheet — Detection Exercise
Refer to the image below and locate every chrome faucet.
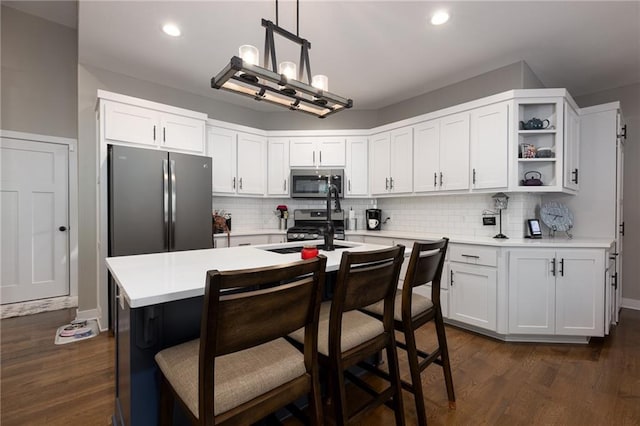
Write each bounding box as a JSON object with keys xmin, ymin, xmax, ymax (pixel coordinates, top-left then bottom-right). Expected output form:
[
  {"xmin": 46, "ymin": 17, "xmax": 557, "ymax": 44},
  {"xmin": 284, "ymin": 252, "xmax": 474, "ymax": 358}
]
[{"xmin": 324, "ymin": 183, "xmax": 341, "ymax": 251}]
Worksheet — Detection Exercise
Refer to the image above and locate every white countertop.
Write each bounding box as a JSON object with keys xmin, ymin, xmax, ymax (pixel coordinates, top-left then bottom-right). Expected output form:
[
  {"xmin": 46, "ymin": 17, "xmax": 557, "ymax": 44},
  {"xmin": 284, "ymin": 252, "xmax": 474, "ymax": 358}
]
[{"xmin": 106, "ymin": 240, "xmax": 400, "ymax": 308}]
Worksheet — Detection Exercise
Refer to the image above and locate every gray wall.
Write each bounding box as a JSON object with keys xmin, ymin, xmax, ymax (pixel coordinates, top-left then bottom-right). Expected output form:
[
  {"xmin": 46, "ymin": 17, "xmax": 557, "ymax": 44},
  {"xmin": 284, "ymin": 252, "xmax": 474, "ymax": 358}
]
[
  {"xmin": 574, "ymin": 83, "xmax": 640, "ymax": 302},
  {"xmin": 1, "ymin": 5, "xmax": 77, "ymax": 137}
]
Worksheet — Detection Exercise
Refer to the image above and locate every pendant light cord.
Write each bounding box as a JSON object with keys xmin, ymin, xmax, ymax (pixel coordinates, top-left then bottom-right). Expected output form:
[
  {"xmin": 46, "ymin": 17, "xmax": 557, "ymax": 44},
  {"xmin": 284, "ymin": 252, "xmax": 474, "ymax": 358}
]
[{"xmin": 274, "ymin": 0, "xmax": 299, "ymax": 36}]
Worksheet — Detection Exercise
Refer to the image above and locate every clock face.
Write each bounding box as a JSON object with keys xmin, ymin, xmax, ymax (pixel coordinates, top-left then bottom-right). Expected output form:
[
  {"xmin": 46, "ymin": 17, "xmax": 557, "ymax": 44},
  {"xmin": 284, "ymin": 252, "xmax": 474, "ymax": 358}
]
[{"xmin": 540, "ymin": 201, "xmax": 574, "ymax": 232}]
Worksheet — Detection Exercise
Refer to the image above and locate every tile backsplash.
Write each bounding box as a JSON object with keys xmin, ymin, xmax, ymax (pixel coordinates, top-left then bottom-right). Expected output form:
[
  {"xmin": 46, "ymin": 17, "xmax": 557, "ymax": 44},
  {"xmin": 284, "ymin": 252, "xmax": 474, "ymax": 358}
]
[{"xmin": 213, "ymin": 193, "xmax": 541, "ymax": 239}]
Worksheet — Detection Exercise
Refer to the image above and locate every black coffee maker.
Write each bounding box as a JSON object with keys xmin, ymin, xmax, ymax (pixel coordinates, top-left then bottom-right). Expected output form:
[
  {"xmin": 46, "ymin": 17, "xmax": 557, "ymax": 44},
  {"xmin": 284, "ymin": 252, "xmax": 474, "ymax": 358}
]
[{"xmin": 366, "ymin": 209, "xmax": 382, "ymax": 230}]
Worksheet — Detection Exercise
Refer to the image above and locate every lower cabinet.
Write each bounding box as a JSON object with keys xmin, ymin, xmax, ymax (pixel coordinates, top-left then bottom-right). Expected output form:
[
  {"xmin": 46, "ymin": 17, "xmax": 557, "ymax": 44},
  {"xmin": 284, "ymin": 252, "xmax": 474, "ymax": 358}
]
[
  {"xmin": 508, "ymin": 248, "xmax": 605, "ymax": 336},
  {"xmin": 447, "ymin": 244, "xmax": 499, "ymax": 332}
]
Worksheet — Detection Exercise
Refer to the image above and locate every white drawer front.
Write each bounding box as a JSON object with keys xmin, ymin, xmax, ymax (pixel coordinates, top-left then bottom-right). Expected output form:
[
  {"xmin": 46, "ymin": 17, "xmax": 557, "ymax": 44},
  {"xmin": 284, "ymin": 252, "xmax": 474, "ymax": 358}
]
[{"xmin": 450, "ymin": 244, "xmax": 498, "ymax": 267}]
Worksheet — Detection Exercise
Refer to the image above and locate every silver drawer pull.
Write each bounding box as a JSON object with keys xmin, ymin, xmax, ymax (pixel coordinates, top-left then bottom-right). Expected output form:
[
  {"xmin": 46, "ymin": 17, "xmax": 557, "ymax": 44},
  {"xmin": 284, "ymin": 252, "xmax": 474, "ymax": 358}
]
[{"xmin": 461, "ymin": 254, "xmax": 480, "ymax": 259}]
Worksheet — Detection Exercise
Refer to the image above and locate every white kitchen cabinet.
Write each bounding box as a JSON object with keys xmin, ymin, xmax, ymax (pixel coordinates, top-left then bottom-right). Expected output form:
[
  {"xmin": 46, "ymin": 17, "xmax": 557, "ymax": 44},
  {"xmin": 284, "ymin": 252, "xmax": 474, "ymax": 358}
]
[
  {"xmin": 267, "ymin": 138, "xmax": 290, "ymax": 196},
  {"xmin": 289, "ymin": 137, "xmax": 345, "ymax": 167},
  {"xmin": 345, "ymin": 137, "xmax": 368, "ymax": 196},
  {"xmin": 103, "ymin": 99, "xmax": 205, "ymax": 154},
  {"xmin": 207, "ymin": 126, "xmax": 265, "ymax": 196},
  {"xmin": 448, "ymin": 244, "xmax": 498, "ymax": 331},
  {"xmin": 470, "ymin": 102, "xmax": 509, "ymax": 190},
  {"xmin": 563, "ymin": 102, "xmax": 580, "ymax": 191},
  {"xmin": 370, "ymin": 128, "xmax": 413, "ymax": 195},
  {"xmin": 508, "ymin": 248, "xmax": 605, "ymax": 336},
  {"xmin": 230, "ymin": 235, "xmax": 270, "ymax": 247},
  {"xmin": 413, "ymin": 112, "xmax": 469, "ymax": 193}
]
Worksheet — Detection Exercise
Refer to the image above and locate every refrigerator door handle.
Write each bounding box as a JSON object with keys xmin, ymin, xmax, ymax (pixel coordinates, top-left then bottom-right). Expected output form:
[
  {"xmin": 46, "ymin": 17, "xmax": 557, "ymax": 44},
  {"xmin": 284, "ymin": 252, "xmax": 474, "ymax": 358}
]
[
  {"xmin": 170, "ymin": 159, "xmax": 177, "ymax": 250},
  {"xmin": 163, "ymin": 159, "xmax": 169, "ymax": 250}
]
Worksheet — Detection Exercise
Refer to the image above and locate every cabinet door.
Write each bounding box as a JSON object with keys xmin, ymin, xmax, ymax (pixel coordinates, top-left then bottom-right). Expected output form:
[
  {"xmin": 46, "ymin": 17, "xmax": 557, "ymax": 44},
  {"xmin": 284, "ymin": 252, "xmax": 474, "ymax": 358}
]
[
  {"xmin": 345, "ymin": 137, "xmax": 368, "ymax": 196},
  {"xmin": 439, "ymin": 113, "xmax": 470, "ymax": 191},
  {"xmin": 508, "ymin": 250, "xmax": 555, "ymax": 334},
  {"xmin": 237, "ymin": 133, "xmax": 266, "ymax": 195},
  {"xmin": 449, "ymin": 263, "xmax": 497, "ymax": 331},
  {"xmin": 160, "ymin": 113, "xmax": 205, "ymax": 154},
  {"xmin": 208, "ymin": 127, "xmax": 237, "ymax": 194},
  {"xmin": 413, "ymin": 120, "xmax": 440, "ymax": 193},
  {"xmin": 104, "ymin": 101, "xmax": 158, "ymax": 147},
  {"xmin": 563, "ymin": 102, "xmax": 580, "ymax": 191},
  {"xmin": 289, "ymin": 138, "xmax": 316, "ymax": 167},
  {"xmin": 317, "ymin": 137, "xmax": 346, "ymax": 167},
  {"xmin": 555, "ymin": 250, "xmax": 604, "ymax": 336},
  {"xmin": 370, "ymin": 133, "xmax": 391, "ymax": 195},
  {"xmin": 471, "ymin": 103, "xmax": 508, "ymax": 190},
  {"xmin": 267, "ymin": 138, "xmax": 290, "ymax": 196},
  {"xmin": 389, "ymin": 127, "xmax": 413, "ymax": 193}
]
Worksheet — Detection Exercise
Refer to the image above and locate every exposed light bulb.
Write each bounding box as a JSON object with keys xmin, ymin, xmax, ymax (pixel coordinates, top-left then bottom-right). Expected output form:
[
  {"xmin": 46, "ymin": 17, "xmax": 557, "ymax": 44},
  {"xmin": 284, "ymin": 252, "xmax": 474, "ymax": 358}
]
[
  {"xmin": 312, "ymin": 75, "xmax": 329, "ymax": 92},
  {"xmin": 278, "ymin": 61, "xmax": 297, "ymax": 80},
  {"xmin": 162, "ymin": 23, "xmax": 181, "ymax": 37},
  {"xmin": 430, "ymin": 10, "xmax": 450, "ymax": 25},
  {"xmin": 238, "ymin": 45, "xmax": 259, "ymax": 66}
]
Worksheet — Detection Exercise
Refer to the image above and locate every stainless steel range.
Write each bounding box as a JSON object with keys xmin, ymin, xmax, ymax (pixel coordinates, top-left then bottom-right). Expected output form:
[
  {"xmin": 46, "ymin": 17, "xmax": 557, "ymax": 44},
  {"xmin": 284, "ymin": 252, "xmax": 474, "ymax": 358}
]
[{"xmin": 287, "ymin": 209, "xmax": 345, "ymax": 242}]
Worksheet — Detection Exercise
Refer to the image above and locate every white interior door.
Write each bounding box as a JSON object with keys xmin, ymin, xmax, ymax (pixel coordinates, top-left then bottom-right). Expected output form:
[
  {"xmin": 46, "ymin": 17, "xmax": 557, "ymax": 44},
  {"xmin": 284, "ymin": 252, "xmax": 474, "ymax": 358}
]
[{"xmin": 1, "ymin": 138, "xmax": 69, "ymax": 304}]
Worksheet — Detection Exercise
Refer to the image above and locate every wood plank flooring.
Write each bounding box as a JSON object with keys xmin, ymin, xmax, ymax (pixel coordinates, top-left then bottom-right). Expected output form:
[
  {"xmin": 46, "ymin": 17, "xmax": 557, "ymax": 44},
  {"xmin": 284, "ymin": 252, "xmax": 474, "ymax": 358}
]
[{"xmin": 1, "ymin": 308, "xmax": 639, "ymax": 425}]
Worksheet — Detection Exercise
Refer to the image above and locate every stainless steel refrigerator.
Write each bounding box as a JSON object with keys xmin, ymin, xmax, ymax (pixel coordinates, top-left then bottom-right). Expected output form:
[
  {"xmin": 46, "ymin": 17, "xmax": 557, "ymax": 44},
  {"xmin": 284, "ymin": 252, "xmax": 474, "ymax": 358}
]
[{"xmin": 108, "ymin": 144, "xmax": 212, "ymax": 256}]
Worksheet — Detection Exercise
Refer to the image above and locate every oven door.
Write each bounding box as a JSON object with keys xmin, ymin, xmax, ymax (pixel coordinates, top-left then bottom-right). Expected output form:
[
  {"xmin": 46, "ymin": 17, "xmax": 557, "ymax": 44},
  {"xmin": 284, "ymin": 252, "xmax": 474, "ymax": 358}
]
[{"xmin": 290, "ymin": 169, "xmax": 343, "ymax": 198}]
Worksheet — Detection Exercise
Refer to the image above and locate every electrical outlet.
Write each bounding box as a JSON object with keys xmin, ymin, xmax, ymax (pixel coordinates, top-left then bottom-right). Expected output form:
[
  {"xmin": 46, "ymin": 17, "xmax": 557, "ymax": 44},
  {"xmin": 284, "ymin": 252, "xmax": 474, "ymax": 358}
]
[{"xmin": 483, "ymin": 216, "xmax": 496, "ymax": 226}]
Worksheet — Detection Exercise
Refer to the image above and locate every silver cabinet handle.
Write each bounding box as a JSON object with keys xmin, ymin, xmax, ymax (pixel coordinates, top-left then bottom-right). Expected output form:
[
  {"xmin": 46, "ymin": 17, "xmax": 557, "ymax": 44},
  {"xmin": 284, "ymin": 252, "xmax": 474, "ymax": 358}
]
[
  {"xmin": 170, "ymin": 159, "xmax": 176, "ymax": 250},
  {"xmin": 434, "ymin": 172, "xmax": 437, "ymax": 187},
  {"xmin": 559, "ymin": 258, "xmax": 565, "ymax": 277},
  {"xmin": 163, "ymin": 127, "xmax": 166, "ymax": 143},
  {"xmin": 163, "ymin": 159, "xmax": 169, "ymax": 249},
  {"xmin": 283, "ymin": 179, "xmax": 287, "ymax": 191},
  {"xmin": 239, "ymin": 177, "xmax": 243, "ymax": 190},
  {"xmin": 390, "ymin": 177, "xmax": 394, "ymax": 189},
  {"xmin": 450, "ymin": 270, "xmax": 454, "ymax": 286},
  {"xmin": 313, "ymin": 151, "xmax": 315, "ymax": 164},
  {"xmin": 348, "ymin": 179, "xmax": 351, "ymax": 192},
  {"xmin": 439, "ymin": 172, "xmax": 443, "ymax": 187},
  {"xmin": 153, "ymin": 125, "xmax": 157, "ymax": 141},
  {"xmin": 461, "ymin": 254, "xmax": 480, "ymax": 259},
  {"xmin": 233, "ymin": 177, "xmax": 236, "ymax": 189},
  {"xmin": 385, "ymin": 177, "xmax": 389, "ymax": 190},
  {"xmin": 551, "ymin": 258, "xmax": 556, "ymax": 276},
  {"xmin": 473, "ymin": 168, "xmax": 476, "ymax": 185},
  {"xmin": 319, "ymin": 150, "xmax": 322, "ymax": 164}
]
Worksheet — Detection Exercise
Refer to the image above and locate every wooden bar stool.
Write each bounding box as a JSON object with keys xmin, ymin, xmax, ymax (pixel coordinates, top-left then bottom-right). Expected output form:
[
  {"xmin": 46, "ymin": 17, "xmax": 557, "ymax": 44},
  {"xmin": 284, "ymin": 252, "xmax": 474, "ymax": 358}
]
[
  {"xmin": 362, "ymin": 239, "xmax": 454, "ymax": 426},
  {"xmin": 154, "ymin": 255, "xmax": 327, "ymax": 425},
  {"xmin": 290, "ymin": 245, "xmax": 406, "ymax": 425}
]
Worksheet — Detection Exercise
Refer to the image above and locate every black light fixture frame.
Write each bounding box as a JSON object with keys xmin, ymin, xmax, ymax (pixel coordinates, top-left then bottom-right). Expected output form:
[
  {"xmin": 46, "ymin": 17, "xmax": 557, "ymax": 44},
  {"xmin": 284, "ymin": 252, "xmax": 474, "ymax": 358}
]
[{"xmin": 211, "ymin": 14, "xmax": 352, "ymax": 118}]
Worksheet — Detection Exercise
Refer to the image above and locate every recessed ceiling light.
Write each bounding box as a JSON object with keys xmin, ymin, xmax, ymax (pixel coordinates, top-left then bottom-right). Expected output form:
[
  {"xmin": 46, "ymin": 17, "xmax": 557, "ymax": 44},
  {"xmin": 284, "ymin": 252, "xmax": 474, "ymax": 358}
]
[
  {"xmin": 162, "ymin": 23, "xmax": 181, "ymax": 37},
  {"xmin": 431, "ymin": 10, "xmax": 450, "ymax": 26}
]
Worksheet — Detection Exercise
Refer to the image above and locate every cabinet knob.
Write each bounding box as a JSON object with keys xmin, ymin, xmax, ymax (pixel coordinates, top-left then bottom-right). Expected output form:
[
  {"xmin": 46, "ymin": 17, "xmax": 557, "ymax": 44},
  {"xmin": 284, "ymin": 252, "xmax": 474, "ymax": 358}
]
[{"xmin": 58, "ymin": 226, "xmax": 67, "ymax": 232}]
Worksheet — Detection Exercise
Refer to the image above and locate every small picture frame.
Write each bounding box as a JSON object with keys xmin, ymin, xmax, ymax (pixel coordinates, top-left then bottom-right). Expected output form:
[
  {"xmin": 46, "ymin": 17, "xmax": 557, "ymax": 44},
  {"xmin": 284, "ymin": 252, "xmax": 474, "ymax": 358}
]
[{"xmin": 526, "ymin": 219, "xmax": 543, "ymax": 239}]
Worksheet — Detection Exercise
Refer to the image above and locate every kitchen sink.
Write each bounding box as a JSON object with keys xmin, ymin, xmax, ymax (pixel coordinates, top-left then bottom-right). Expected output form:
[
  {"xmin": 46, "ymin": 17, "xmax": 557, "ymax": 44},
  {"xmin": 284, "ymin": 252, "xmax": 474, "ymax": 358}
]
[{"xmin": 265, "ymin": 243, "xmax": 351, "ymax": 254}]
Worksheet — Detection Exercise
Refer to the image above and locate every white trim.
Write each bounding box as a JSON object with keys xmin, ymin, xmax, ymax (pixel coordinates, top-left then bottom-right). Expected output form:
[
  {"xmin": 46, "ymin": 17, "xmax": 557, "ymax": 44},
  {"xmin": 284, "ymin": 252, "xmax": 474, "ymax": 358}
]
[
  {"xmin": 0, "ymin": 296, "xmax": 78, "ymax": 319},
  {"xmin": 0, "ymin": 130, "xmax": 79, "ymax": 302},
  {"xmin": 621, "ymin": 298, "xmax": 640, "ymax": 311},
  {"xmin": 96, "ymin": 89, "xmax": 207, "ymax": 120},
  {"xmin": 75, "ymin": 308, "xmax": 104, "ymax": 329}
]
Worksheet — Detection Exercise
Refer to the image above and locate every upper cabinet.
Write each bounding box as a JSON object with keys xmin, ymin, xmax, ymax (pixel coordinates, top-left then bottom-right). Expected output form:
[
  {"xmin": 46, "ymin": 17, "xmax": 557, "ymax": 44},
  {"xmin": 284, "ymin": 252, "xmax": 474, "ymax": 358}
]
[
  {"xmin": 513, "ymin": 98, "xmax": 565, "ymax": 191},
  {"xmin": 267, "ymin": 138, "xmax": 290, "ymax": 196},
  {"xmin": 370, "ymin": 127, "xmax": 413, "ymax": 195},
  {"xmin": 102, "ymin": 95, "xmax": 206, "ymax": 154},
  {"xmin": 289, "ymin": 137, "xmax": 345, "ymax": 167},
  {"xmin": 414, "ymin": 112, "xmax": 469, "ymax": 193},
  {"xmin": 470, "ymin": 102, "xmax": 509, "ymax": 190},
  {"xmin": 563, "ymin": 102, "xmax": 580, "ymax": 191},
  {"xmin": 207, "ymin": 126, "xmax": 266, "ymax": 196},
  {"xmin": 345, "ymin": 137, "xmax": 368, "ymax": 196}
]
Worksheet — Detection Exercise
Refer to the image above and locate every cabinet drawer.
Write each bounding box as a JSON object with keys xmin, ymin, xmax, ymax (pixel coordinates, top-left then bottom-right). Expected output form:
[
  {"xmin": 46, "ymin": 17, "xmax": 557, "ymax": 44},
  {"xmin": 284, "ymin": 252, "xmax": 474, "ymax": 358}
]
[{"xmin": 450, "ymin": 244, "xmax": 497, "ymax": 267}]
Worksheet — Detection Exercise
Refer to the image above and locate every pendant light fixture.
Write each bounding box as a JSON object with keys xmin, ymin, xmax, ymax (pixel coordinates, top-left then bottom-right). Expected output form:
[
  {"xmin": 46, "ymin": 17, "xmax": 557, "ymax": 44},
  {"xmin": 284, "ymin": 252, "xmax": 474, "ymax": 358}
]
[{"xmin": 211, "ymin": 0, "xmax": 353, "ymax": 118}]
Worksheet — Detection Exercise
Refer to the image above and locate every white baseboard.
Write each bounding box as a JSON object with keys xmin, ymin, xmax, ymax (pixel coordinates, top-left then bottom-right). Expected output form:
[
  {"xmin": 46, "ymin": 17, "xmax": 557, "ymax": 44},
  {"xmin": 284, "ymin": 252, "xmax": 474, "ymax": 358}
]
[
  {"xmin": 75, "ymin": 308, "xmax": 100, "ymax": 322},
  {"xmin": 0, "ymin": 296, "xmax": 78, "ymax": 319},
  {"xmin": 621, "ymin": 298, "xmax": 640, "ymax": 311}
]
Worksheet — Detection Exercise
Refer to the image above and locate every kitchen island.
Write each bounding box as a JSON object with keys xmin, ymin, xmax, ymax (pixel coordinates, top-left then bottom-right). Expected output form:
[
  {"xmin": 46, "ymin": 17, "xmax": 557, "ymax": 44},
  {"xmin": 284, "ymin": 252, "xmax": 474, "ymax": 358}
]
[{"xmin": 106, "ymin": 240, "xmax": 399, "ymax": 426}]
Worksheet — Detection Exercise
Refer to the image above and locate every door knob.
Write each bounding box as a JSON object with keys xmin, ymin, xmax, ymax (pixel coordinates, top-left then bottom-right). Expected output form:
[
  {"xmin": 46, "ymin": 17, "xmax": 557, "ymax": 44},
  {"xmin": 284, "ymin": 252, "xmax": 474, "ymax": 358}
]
[{"xmin": 59, "ymin": 226, "xmax": 67, "ymax": 231}]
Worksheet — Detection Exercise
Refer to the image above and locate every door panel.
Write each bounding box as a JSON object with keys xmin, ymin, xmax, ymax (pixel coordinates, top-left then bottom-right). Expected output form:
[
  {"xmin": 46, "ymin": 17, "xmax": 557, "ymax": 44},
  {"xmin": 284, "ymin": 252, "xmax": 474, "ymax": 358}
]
[
  {"xmin": 471, "ymin": 103, "xmax": 508, "ymax": 189},
  {"xmin": 169, "ymin": 152, "xmax": 213, "ymax": 251},
  {"xmin": 413, "ymin": 120, "xmax": 440, "ymax": 193},
  {"xmin": 104, "ymin": 102, "xmax": 157, "ymax": 147},
  {"xmin": 208, "ymin": 128, "xmax": 237, "ymax": 194},
  {"xmin": 440, "ymin": 113, "xmax": 470, "ymax": 191},
  {"xmin": 370, "ymin": 133, "xmax": 391, "ymax": 195},
  {"xmin": 1, "ymin": 138, "xmax": 69, "ymax": 303},
  {"xmin": 161, "ymin": 114, "xmax": 205, "ymax": 153},
  {"xmin": 109, "ymin": 145, "xmax": 167, "ymax": 256}
]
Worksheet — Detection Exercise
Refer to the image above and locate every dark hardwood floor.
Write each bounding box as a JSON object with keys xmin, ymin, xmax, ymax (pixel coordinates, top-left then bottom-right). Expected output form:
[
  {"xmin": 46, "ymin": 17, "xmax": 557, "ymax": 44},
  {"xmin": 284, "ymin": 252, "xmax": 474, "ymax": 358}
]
[{"xmin": 2, "ymin": 308, "xmax": 639, "ymax": 425}]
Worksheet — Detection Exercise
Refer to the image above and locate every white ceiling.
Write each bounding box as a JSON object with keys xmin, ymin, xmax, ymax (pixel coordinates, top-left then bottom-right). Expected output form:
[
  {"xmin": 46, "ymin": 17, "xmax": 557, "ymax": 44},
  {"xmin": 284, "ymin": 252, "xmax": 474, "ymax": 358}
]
[{"xmin": 26, "ymin": 1, "xmax": 640, "ymax": 111}]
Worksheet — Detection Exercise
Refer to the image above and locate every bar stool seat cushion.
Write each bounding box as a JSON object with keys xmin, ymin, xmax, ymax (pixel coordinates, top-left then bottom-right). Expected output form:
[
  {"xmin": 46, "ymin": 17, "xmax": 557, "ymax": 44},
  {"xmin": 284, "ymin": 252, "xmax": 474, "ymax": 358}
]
[
  {"xmin": 155, "ymin": 337, "xmax": 306, "ymax": 418},
  {"xmin": 290, "ymin": 301, "xmax": 383, "ymax": 356},
  {"xmin": 363, "ymin": 289, "xmax": 434, "ymax": 321}
]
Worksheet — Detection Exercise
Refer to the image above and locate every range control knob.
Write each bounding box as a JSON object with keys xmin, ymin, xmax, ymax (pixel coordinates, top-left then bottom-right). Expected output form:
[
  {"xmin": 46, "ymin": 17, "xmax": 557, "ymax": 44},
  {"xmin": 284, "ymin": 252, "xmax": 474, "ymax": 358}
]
[{"xmin": 311, "ymin": 233, "xmax": 319, "ymax": 239}]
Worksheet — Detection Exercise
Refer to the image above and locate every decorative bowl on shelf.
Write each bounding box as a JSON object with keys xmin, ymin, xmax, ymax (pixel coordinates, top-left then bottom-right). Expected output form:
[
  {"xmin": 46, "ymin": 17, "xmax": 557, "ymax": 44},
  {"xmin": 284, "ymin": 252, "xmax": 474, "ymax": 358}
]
[{"xmin": 536, "ymin": 147, "xmax": 555, "ymax": 158}]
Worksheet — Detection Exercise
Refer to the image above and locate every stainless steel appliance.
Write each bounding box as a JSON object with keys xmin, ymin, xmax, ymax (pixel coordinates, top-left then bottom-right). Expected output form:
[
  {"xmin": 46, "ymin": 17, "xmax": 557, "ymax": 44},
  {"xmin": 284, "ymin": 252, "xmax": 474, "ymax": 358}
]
[
  {"xmin": 366, "ymin": 208, "xmax": 382, "ymax": 230},
  {"xmin": 290, "ymin": 169, "xmax": 343, "ymax": 199},
  {"xmin": 287, "ymin": 209, "xmax": 345, "ymax": 242}
]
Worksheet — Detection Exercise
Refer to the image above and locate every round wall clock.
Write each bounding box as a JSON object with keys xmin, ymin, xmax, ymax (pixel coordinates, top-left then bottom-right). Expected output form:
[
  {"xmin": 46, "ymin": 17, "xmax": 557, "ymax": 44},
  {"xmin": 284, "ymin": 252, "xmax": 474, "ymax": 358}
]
[{"xmin": 540, "ymin": 201, "xmax": 574, "ymax": 234}]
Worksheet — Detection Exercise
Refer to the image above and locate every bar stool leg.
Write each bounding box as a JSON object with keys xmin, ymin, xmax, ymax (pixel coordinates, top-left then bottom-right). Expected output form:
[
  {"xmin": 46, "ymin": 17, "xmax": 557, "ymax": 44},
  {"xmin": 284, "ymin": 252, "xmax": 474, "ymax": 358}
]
[
  {"xmin": 435, "ymin": 312, "xmax": 456, "ymax": 409},
  {"xmin": 404, "ymin": 325, "xmax": 428, "ymax": 426},
  {"xmin": 386, "ymin": 340, "xmax": 406, "ymax": 426}
]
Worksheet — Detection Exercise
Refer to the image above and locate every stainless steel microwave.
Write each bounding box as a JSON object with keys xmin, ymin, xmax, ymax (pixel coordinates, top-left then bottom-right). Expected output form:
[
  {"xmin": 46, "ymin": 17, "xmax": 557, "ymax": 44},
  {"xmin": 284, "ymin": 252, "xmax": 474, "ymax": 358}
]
[{"xmin": 290, "ymin": 169, "xmax": 344, "ymax": 199}]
